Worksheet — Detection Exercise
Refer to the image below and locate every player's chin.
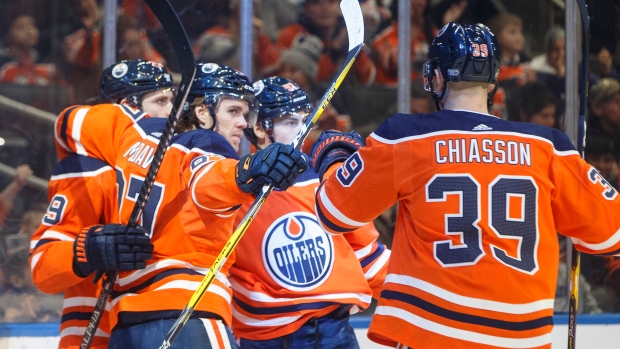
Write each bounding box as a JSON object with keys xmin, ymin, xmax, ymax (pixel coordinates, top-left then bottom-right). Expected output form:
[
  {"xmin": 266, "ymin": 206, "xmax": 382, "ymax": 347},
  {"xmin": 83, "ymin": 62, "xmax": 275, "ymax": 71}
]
[{"xmin": 229, "ymin": 135, "xmax": 242, "ymax": 150}]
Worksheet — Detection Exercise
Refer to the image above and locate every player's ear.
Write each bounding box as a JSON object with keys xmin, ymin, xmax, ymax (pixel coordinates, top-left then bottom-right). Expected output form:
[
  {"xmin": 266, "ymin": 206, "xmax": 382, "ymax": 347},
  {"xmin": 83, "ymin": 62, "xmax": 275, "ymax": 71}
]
[
  {"xmin": 252, "ymin": 123, "xmax": 271, "ymax": 147},
  {"xmin": 195, "ymin": 104, "xmax": 214, "ymax": 129},
  {"xmin": 487, "ymin": 83, "xmax": 496, "ymax": 93},
  {"xmin": 119, "ymin": 98, "xmax": 130, "ymax": 106},
  {"xmin": 433, "ymin": 68, "xmax": 445, "ymax": 94}
]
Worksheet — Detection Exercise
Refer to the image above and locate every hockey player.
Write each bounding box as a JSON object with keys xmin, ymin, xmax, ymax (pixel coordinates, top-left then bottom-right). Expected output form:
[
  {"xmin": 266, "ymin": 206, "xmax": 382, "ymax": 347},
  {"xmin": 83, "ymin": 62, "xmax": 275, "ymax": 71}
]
[
  {"xmin": 312, "ymin": 23, "xmax": 620, "ymax": 349},
  {"xmin": 30, "ymin": 59, "xmax": 173, "ymax": 349},
  {"xmin": 231, "ymin": 76, "xmax": 389, "ymax": 348},
  {"xmin": 52, "ymin": 63, "xmax": 307, "ymax": 349}
]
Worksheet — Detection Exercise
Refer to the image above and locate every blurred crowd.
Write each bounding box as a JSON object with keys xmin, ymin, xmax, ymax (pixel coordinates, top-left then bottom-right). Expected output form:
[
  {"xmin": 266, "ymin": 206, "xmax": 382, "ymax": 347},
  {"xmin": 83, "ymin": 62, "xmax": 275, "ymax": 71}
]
[{"xmin": 2, "ymin": 0, "xmax": 620, "ymax": 323}]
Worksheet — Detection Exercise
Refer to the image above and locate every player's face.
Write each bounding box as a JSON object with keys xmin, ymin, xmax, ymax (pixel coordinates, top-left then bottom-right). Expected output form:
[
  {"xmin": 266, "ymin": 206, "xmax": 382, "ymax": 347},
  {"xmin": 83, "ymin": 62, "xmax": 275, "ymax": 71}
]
[
  {"xmin": 214, "ymin": 97, "xmax": 250, "ymax": 151},
  {"xmin": 272, "ymin": 113, "xmax": 307, "ymax": 145},
  {"xmin": 140, "ymin": 89, "xmax": 175, "ymax": 118}
]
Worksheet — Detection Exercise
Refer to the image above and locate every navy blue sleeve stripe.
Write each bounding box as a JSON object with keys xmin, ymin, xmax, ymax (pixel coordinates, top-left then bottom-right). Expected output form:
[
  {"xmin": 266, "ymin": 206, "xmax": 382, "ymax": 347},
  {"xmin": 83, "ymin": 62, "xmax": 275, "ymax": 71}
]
[
  {"xmin": 60, "ymin": 106, "xmax": 79, "ymax": 146},
  {"xmin": 360, "ymin": 243, "xmax": 385, "ymax": 268},
  {"xmin": 381, "ymin": 290, "xmax": 553, "ymax": 331},
  {"xmin": 61, "ymin": 311, "xmax": 93, "ymax": 323},
  {"xmin": 52, "ymin": 154, "xmax": 110, "ymax": 176},
  {"xmin": 233, "ymin": 296, "xmax": 341, "ymax": 315}
]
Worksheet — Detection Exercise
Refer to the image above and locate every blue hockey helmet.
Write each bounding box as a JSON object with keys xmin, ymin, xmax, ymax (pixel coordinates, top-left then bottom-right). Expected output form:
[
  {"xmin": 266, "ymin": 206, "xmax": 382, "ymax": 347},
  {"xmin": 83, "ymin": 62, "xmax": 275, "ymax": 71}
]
[
  {"xmin": 185, "ymin": 63, "xmax": 257, "ymax": 128},
  {"xmin": 423, "ymin": 23, "xmax": 500, "ymax": 101},
  {"xmin": 99, "ymin": 59, "xmax": 173, "ymax": 106},
  {"xmin": 253, "ymin": 76, "xmax": 312, "ymax": 131}
]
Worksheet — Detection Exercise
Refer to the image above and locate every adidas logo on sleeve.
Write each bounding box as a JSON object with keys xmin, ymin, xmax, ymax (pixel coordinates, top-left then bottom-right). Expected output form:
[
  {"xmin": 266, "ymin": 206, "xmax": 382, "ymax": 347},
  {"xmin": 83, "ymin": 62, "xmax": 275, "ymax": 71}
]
[{"xmin": 473, "ymin": 124, "xmax": 493, "ymax": 131}]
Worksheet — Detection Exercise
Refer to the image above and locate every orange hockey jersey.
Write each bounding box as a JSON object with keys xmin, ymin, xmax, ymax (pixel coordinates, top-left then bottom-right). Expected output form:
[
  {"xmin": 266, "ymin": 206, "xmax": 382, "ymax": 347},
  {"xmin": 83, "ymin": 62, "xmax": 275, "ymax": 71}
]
[
  {"xmin": 30, "ymin": 154, "xmax": 117, "ymax": 349},
  {"xmin": 230, "ymin": 168, "xmax": 389, "ymax": 340},
  {"xmin": 53, "ymin": 104, "xmax": 255, "ymax": 331},
  {"xmin": 316, "ymin": 110, "xmax": 620, "ymax": 349}
]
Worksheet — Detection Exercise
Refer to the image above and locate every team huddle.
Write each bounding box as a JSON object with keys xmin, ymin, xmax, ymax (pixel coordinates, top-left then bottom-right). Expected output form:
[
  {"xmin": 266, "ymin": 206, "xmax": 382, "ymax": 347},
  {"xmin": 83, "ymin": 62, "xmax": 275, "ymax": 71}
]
[{"xmin": 29, "ymin": 22, "xmax": 620, "ymax": 349}]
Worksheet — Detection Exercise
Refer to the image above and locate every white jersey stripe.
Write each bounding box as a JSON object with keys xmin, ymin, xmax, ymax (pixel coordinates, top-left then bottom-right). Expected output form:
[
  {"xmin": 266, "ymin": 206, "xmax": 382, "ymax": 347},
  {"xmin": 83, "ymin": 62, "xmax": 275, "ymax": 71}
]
[
  {"xmin": 230, "ymin": 278, "xmax": 371, "ymax": 304},
  {"xmin": 375, "ymin": 306, "xmax": 552, "ymax": 348},
  {"xmin": 40, "ymin": 230, "xmax": 75, "ymax": 242},
  {"xmin": 232, "ymin": 306, "xmax": 302, "ymax": 327},
  {"xmin": 319, "ymin": 185, "xmax": 366, "ymax": 228},
  {"xmin": 364, "ymin": 249, "xmax": 390, "ymax": 279},
  {"xmin": 30, "ymin": 251, "xmax": 43, "ymax": 271},
  {"xmin": 216, "ymin": 320, "xmax": 233, "ymax": 349},
  {"xmin": 72, "ymin": 108, "xmax": 89, "ymax": 156},
  {"xmin": 63, "ymin": 296, "xmax": 113, "ymax": 311},
  {"xmin": 571, "ymin": 227, "xmax": 620, "ymax": 252},
  {"xmin": 354, "ymin": 242, "xmax": 374, "ymax": 259},
  {"xmin": 153, "ymin": 280, "xmax": 231, "ymax": 303},
  {"xmin": 116, "ymin": 258, "xmax": 229, "ymax": 286},
  {"xmin": 385, "ymin": 274, "xmax": 554, "ymax": 314},
  {"xmin": 50, "ymin": 166, "xmax": 113, "ymax": 180}
]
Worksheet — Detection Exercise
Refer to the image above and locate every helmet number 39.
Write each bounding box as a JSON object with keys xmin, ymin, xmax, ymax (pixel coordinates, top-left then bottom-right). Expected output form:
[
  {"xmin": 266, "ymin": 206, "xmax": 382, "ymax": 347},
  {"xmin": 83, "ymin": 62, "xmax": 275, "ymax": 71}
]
[{"xmin": 472, "ymin": 44, "xmax": 488, "ymax": 58}]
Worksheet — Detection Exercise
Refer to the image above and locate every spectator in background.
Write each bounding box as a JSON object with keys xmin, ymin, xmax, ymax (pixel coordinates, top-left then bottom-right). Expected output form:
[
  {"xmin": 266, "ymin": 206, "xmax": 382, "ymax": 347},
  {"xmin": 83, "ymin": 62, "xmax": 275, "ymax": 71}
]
[
  {"xmin": 517, "ymin": 82, "xmax": 560, "ymax": 129},
  {"xmin": 0, "ymin": 255, "xmax": 62, "ymax": 322},
  {"xmin": 555, "ymin": 235, "xmax": 603, "ymax": 314},
  {"xmin": 193, "ymin": 0, "xmax": 280, "ymax": 78},
  {"xmin": 486, "ymin": 12, "xmax": 535, "ymax": 120},
  {"xmin": 63, "ymin": 0, "xmax": 166, "ymax": 103},
  {"xmin": 277, "ymin": 35, "xmax": 352, "ymax": 153},
  {"xmin": 259, "ymin": 0, "xmax": 299, "ymax": 42},
  {"xmin": 278, "ymin": 0, "xmax": 376, "ymax": 85},
  {"xmin": 0, "ymin": 165, "xmax": 33, "ymax": 228},
  {"xmin": 115, "ymin": 15, "xmax": 166, "ymax": 65},
  {"xmin": 530, "ymin": 26, "xmax": 566, "ymax": 116},
  {"xmin": 589, "ymin": 47, "xmax": 620, "ymax": 85},
  {"xmin": 371, "ymin": 0, "xmax": 467, "ymax": 87},
  {"xmin": 588, "ymin": 78, "xmax": 620, "ymax": 157},
  {"xmin": 0, "ymin": 14, "xmax": 63, "ymax": 85}
]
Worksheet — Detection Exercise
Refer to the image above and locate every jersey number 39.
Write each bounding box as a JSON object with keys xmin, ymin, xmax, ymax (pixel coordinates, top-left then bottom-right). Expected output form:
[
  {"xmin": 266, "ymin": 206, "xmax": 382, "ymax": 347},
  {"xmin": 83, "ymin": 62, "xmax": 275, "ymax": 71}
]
[{"xmin": 426, "ymin": 174, "xmax": 538, "ymax": 274}]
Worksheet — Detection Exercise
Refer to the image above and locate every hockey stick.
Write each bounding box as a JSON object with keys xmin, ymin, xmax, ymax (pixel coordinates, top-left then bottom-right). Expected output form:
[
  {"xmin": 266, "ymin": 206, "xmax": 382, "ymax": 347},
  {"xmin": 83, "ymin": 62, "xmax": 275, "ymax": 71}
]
[
  {"xmin": 79, "ymin": 0, "xmax": 196, "ymax": 348},
  {"xmin": 568, "ymin": 1, "xmax": 589, "ymax": 348},
  {"xmin": 156, "ymin": 1, "xmax": 364, "ymax": 347}
]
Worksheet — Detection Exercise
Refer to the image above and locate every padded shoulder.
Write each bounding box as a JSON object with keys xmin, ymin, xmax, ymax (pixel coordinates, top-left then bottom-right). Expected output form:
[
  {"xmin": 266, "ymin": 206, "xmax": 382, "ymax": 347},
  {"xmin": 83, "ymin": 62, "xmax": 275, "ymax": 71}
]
[
  {"xmin": 374, "ymin": 111, "xmax": 576, "ymax": 152},
  {"xmin": 173, "ymin": 129, "xmax": 240, "ymax": 160}
]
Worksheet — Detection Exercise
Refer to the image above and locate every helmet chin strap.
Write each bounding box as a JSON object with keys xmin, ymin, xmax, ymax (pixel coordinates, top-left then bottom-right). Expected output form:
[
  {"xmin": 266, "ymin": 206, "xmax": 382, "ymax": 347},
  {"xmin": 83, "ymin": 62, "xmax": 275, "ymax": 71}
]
[{"xmin": 430, "ymin": 78, "xmax": 448, "ymax": 112}]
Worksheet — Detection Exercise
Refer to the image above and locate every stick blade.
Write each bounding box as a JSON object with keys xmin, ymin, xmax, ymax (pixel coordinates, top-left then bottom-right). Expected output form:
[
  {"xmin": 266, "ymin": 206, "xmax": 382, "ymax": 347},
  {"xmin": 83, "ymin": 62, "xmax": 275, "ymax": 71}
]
[{"xmin": 341, "ymin": 0, "xmax": 364, "ymax": 51}]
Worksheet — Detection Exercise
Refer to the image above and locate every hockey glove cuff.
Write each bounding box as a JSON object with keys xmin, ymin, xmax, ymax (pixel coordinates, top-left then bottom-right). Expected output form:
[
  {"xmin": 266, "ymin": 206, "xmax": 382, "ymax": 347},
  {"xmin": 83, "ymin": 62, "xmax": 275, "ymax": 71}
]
[{"xmin": 311, "ymin": 130, "xmax": 364, "ymax": 180}]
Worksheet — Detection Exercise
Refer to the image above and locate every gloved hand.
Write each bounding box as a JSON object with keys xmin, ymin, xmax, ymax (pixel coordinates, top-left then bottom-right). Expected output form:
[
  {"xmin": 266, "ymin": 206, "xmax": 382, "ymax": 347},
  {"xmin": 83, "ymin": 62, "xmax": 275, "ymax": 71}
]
[
  {"xmin": 236, "ymin": 143, "xmax": 308, "ymax": 195},
  {"xmin": 310, "ymin": 130, "xmax": 365, "ymax": 180},
  {"xmin": 73, "ymin": 224, "xmax": 154, "ymax": 279}
]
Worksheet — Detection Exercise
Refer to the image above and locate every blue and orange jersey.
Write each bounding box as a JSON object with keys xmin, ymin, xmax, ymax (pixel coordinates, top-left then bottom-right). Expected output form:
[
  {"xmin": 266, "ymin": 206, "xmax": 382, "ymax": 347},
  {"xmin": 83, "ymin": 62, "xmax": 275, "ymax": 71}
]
[
  {"xmin": 53, "ymin": 103, "xmax": 255, "ymax": 331},
  {"xmin": 229, "ymin": 167, "xmax": 389, "ymax": 340},
  {"xmin": 30, "ymin": 154, "xmax": 117, "ymax": 349},
  {"xmin": 315, "ymin": 110, "xmax": 620, "ymax": 349}
]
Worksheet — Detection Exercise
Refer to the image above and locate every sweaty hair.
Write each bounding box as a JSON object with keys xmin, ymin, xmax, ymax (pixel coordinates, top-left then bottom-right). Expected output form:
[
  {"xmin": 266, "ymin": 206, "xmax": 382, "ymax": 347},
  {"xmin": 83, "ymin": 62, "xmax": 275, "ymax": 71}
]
[
  {"xmin": 518, "ymin": 82, "xmax": 557, "ymax": 121},
  {"xmin": 175, "ymin": 96, "xmax": 207, "ymax": 133}
]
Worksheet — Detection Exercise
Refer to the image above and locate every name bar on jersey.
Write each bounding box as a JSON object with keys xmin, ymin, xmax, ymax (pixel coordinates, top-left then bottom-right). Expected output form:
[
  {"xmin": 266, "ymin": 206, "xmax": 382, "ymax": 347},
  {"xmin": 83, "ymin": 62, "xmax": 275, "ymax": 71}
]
[{"xmin": 435, "ymin": 138, "xmax": 531, "ymax": 166}]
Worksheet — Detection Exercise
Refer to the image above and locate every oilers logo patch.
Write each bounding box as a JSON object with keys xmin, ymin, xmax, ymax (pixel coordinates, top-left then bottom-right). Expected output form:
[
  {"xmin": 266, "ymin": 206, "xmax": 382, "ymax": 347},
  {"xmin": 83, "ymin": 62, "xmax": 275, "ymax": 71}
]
[
  {"xmin": 263, "ymin": 212, "xmax": 334, "ymax": 291},
  {"xmin": 112, "ymin": 63, "xmax": 129, "ymax": 78},
  {"xmin": 201, "ymin": 63, "xmax": 219, "ymax": 74}
]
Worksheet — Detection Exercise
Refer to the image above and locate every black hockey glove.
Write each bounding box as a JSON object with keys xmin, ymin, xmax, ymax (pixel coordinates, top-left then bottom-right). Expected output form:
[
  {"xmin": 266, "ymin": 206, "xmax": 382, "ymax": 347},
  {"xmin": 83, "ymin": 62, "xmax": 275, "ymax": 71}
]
[
  {"xmin": 73, "ymin": 224, "xmax": 153, "ymax": 280},
  {"xmin": 236, "ymin": 143, "xmax": 308, "ymax": 195},
  {"xmin": 311, "ymin": 130, "xmax": 365, "ymax": 180}
]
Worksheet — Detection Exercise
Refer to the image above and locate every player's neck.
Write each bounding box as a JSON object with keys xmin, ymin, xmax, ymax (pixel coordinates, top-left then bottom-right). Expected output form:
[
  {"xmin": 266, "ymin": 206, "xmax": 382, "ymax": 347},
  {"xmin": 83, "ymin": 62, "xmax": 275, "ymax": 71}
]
[{"xmin": 442, "ymin": 92, "xmax": 490, "ymax": 115}]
